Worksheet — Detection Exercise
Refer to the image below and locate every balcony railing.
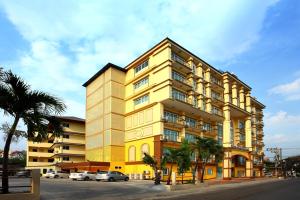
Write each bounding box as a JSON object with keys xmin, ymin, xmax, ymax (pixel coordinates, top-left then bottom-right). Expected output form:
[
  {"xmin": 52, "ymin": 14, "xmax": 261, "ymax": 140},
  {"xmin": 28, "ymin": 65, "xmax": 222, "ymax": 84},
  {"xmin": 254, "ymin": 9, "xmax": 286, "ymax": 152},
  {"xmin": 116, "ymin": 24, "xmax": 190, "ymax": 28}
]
[
  {"xmin": 161, "ymin": 135, "xmax": 181, "ymax": 142},
  {"xmin": 171, "ymin": 53, "xmax": 188, "ymax": 67}
]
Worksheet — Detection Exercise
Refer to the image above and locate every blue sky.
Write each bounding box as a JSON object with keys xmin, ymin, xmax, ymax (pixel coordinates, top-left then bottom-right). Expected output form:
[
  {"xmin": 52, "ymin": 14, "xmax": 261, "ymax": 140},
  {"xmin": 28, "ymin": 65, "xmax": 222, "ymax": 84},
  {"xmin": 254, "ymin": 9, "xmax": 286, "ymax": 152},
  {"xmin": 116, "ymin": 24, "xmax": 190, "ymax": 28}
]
[{"xmin": 0, "ymin": 0, "xmax": 300, "ymax": 158}]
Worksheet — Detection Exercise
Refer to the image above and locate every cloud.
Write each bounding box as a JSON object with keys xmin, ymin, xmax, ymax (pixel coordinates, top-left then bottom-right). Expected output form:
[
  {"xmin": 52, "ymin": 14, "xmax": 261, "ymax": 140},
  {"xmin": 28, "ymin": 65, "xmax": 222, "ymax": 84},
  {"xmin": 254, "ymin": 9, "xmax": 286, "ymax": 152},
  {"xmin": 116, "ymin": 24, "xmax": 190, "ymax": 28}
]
[
  {"xmin": 269, "ymin": 78, "xmax": 300, "ymax": 101},
  {"xmin": 264, "ymin": 111, "xmax": 300, "ymax": 149}
]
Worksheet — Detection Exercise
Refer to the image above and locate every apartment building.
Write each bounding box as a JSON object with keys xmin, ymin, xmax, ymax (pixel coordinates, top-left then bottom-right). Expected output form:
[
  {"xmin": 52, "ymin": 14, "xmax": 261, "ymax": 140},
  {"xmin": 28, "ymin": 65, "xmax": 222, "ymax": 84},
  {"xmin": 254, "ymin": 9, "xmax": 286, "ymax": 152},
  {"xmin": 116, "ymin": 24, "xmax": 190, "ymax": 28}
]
[
  {"xmin": 26, "ymin": 116, "xmax": 85, "ymax": 174},
  {"xmin": 82, "ymin": 37, "xmax": 265, "ymax": 180}
]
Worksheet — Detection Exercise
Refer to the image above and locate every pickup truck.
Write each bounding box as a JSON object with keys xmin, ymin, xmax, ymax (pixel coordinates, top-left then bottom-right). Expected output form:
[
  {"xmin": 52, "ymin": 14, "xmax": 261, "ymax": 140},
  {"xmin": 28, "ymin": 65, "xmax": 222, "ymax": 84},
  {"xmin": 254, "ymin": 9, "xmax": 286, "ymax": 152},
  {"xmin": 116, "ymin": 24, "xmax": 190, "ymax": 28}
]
[{"xmin": 69, "ymin": 171, "xmax": 96, "ymax": 181}]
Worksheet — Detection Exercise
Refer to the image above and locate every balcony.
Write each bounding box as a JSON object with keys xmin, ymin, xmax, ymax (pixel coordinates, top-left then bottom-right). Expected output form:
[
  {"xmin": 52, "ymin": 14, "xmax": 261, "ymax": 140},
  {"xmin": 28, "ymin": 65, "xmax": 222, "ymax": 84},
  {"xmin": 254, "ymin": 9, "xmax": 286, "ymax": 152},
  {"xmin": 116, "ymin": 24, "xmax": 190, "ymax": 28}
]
[
  {"xmin": 211, "ymin": 107, "xmax": 223, "ymax": 117},
  {"xmin": 211, "ymin": 95, "xmax": 224, "ymax": 106},
  {"xmin": 160, "ymin": 134, "xmax": 181, "ymax": 143},
  {"xmin": 210, "ymin": 76, "xmax": 224, "ymax": 90},
  {"xmin": 28, "ymin": 141, "xmax": 52, "ymax": 148},
  {"xmin": 28, "ymin": 152, "xmax": 53, "ymax": 158},
  {"xmin": 256, "ymin": 111, "xmax": 264, "ymax": 117},
  {"xmin": 171, "ymin": 76, "xmax": 193, "ymax": 91},
  {"xmin": 161, "ymin": 116, "xmax": 185, "ymax": 128},
  {"xmin": 27, "ymin": 161, "xmax": 53, "ymax": 167},
  {"xmin": 171, "ymin": 53, "xmax": 192, "ymax": 74},
  {"xmin": 256, "ymin": 121, "xmax": 264, "ymax": 127}
]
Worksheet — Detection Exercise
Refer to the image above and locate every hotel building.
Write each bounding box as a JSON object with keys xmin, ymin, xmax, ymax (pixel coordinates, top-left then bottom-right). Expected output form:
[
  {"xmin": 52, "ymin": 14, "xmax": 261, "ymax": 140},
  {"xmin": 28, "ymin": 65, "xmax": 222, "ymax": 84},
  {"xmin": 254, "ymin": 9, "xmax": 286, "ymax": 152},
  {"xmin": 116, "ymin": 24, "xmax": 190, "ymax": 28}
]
[
  {"xmin": 26, "ymin": 116, "xmax": 85, "ymax": 174},
  {"xmin": 82, "ymin": 38, "xmax": 265, "ymax": 180}
]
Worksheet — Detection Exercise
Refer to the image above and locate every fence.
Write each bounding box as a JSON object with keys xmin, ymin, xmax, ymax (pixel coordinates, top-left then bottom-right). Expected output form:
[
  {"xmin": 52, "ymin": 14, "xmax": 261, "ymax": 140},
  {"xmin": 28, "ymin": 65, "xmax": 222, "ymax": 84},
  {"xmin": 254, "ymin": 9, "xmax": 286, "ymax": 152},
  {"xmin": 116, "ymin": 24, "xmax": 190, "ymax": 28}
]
[{"xmin": 0, "ymin": 169, "xmax": 40, "ymax": 200}]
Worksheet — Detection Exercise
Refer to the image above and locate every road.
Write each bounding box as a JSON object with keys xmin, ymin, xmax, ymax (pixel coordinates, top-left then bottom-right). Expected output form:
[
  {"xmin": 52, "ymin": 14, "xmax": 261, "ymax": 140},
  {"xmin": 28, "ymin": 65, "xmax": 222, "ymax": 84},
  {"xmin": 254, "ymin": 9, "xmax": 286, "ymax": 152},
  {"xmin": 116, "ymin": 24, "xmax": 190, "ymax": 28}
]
[
  {"xmin": 165, "ymin": 178, "xmax": 300, "ymax": 200},
  {"xmin": 40, "ymin": 178, "xmax": 166, "ymax": 200}
]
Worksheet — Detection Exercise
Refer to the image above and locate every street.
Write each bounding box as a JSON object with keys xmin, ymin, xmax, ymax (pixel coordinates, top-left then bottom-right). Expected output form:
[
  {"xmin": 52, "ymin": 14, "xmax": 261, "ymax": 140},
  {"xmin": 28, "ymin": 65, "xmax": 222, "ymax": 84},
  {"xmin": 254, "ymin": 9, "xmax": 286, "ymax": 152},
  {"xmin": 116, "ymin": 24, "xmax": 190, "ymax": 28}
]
[{"xmin": 165, "ymin": 178, "xmax": 300, "ymax": 200}]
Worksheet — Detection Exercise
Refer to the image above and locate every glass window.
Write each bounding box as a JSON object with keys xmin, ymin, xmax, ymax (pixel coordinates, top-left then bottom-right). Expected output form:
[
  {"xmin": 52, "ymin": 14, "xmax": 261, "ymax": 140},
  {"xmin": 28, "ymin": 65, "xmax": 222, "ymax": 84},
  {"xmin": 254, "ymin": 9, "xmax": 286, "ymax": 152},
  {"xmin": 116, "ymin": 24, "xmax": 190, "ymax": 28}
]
[
  {"xmin": 172, "ymin": 89, "xmax": 186, "ymax": 102},
  {"xmin": 134, "ymin": 77, "xmax": 149, "ymax": 90},
  {"xmin": 185, "ymin": 133, "xmax": 196, "ymax": 143},
  {"xmin": 63, "ymin": 134, "xmax": 69, "ymax": 139},
  {"xmin": 63, "ymin": 157, "xmax": 69, "ymax": 161},
  {"xmin": 185, "ymin": 117, "xmax": 196, "ymax": 128},
  {"xmin": 163, "ymin": 129, "xmax": 179, "ymax": 142},
  {"xmin": 141, "ymin": 143, "xmax": 149, "ymax": 159},
  {"xmin": 171, "ymin": 52, "xmax": 186, "ymax": 65},
  {"xmin": 217, "ymin": 123, "xmax": 223, "ymax": 145},
  {"xmin": 134, "ymin": 60, "xmax": 149, "ymax": 74},
  {"xmin": 63, "ymin": 146, "xmax": 69, "ymax": 150},
  {"xmin": 172, "ymin": 71, "xmax": 186, "ymax": 83},
  {"xmin": 202, "ymin": 122, "xmax": 212, "ymax": 131},
  {"xmin": 164, "ymin": 111, "xmax": 179, "ymax": 123},
  {"xmin": 134, "ymin": 94, "xmax": 149, "ymax": 106},
  {"xmin": 207, "ymin": 168, "xmax": 213, "ymax": 175},
  {"xmin": 62, "ymin": 123, "xmax": 69, "ymax": 128}
]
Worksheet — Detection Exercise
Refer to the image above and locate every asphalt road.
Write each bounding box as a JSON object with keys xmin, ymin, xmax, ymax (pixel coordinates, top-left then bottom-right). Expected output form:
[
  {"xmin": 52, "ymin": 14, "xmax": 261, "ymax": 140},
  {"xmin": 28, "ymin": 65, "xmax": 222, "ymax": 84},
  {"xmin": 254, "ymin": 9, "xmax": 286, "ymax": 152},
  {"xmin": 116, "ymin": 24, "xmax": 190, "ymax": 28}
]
[
  {"xmin": 166, "ymin": 178, "xmax": 300, "ymax": 200},
  {"xmin": 40, "ymin": 178, "xmax": 167, "ymax": 200}
]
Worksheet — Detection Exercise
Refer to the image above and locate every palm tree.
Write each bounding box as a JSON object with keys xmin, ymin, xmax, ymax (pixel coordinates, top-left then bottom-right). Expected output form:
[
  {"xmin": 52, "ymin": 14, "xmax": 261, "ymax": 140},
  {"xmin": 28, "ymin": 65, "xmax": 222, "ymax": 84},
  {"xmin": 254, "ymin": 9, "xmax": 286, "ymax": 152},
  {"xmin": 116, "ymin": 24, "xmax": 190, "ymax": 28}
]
[
  {"xmin": 177, "ymin": 140, "xmax": 192, "ymax": 184},
  {"xmin": 143, "ymin": 153, "xmax": 167, "ymax": 185},
  {"xmin": 191, "ymin": 137, "xmax": 223, "ymax": 183},
  {"xmin": 0, "ymin": 70, "xmax": 66, "ymax": 193},
  {"xmin": 164, "ymin": 147, "xmax": 180, "ymax": 185}
]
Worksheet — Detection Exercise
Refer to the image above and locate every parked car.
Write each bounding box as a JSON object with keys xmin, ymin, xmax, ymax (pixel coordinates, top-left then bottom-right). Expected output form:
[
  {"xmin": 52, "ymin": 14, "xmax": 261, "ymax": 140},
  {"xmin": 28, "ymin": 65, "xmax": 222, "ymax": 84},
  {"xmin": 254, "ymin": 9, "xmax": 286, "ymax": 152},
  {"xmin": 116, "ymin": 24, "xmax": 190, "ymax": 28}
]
[
  {"xmin": 16, "ymin": 170, "xmax": 31, "ymax": 177},
  {"xmin": 96, "ymin": 171, "xmax": 129, "ymax": 182},
  {"xmin": 44, "ymin": 171, "xmax": 69, "ymax": 178},
  {"xmin": 69, "ymin": 171, "xmax": 96, "ymax": 181}
]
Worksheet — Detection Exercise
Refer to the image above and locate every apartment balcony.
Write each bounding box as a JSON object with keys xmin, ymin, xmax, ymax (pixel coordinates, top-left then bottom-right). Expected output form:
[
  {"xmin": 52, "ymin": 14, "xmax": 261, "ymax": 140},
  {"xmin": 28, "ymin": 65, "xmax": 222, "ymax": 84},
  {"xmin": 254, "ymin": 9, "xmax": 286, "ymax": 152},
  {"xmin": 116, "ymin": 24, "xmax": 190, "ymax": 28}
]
[
  {"xmin": 171, "ymin": 53, "xmax": 192, "ymax": 74},
  {"xmin": 161, "ymin": 116, "xmax": 185, "ymax": 128},
  {"xmin": 28, "ymin": 152, "xmax": 54, "ymax": 158},
  {"xmin": 210, "ymin": 77, "xmax": 224, "ymax": 91},
  {"xmin": 27, "ymin": 161, "xmax": 53, "ymax": 167},
  {"xmin": 160, "ymin": 134, "xmax": 181, "ymax": 143},
  {"xmin": 52, "ymin": 149, "xmax": 85, "ymax": 157},
  {"xmin": 50, "ymin": 138, "xmax": 85, "ymax": 149},
  {"xmin": 171, "ymin": 77, "xmax": 193, "ymax": 91},
  {"xmin": 202, "ymin": 130, "xmax": 217, "ymax": 137},
  {"xmin": 211, "ymin": 108, "xmax": 224, "ymax": 117},
  {"xmin": 27, "ymin": 141, "xmax": 52, "ymax": 148},
  {"xmin": 211, "ymin": 95, "xmax": 224, "ymax": 106},
  {"xmin": 256, "ymin": 111, "xmax": 264, "ymax": 117},
  {"xmin": 256, "ymin": 121, "xmax": 264, "ymax": 127},
  {"xmin": 185, "ymin": 123, "xmax": 202, "ymax": 133}
]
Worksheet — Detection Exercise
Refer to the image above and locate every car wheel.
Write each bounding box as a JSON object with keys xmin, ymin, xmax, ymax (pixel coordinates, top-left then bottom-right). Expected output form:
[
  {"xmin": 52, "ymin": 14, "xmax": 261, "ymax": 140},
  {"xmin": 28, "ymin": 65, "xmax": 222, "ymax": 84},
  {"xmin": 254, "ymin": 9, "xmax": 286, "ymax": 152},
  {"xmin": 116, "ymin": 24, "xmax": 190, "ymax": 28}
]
[
  {"xmin": 96, "ymin": 179, "xmax": 100, "ymax": 182},
  {"xmin": 108, "ymin": 177, "xmax": 114, "ymax": 182},
  {"xmin": 124, "ymin": 177, "xmax": 129, "ymax": 181},
  {"xmin": 84, "ymin": 177, "xmax": 89, "ymax": 181}
]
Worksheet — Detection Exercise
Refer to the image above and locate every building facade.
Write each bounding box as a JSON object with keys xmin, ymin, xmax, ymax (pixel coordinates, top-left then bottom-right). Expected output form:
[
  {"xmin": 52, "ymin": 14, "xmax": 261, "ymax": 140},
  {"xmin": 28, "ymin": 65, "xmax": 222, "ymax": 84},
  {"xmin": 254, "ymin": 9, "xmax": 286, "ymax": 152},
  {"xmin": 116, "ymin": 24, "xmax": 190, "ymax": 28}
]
[
  {"xmin": 83, "ymin": 38, "xmax": 265, "ymax": 180},
  {"xmin": 26, "ymin": 116, "xmax": 85, "ymax": 174}
]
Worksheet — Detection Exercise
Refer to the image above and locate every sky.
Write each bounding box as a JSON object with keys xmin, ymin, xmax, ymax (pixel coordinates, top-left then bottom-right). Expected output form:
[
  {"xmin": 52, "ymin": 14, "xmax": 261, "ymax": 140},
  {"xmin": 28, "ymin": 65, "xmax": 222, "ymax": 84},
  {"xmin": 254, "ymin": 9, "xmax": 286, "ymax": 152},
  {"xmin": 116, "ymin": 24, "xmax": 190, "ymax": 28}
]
[{"xmin": 0, "ymin": 0, "xmax": 300, "ymax": 158}]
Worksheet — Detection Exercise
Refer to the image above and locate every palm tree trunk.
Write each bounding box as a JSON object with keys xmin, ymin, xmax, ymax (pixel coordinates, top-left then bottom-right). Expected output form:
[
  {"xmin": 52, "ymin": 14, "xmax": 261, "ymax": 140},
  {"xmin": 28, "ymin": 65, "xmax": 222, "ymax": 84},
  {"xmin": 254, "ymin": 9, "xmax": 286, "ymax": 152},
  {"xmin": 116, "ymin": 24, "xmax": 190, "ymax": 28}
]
[
  {"xmin": 167, "ymin": 162, "xmax": 173, "ymax": 185},
  {"xmin": 200, "ymin": 158, "xmax": 209, "ymax": 183},
  {"xmin": 192, "ymin": 159, "xmax": 199, "ymax": 184},
  {"xmin": 2, "ymin": 115, "xmax": 20, "ymax": 194}
]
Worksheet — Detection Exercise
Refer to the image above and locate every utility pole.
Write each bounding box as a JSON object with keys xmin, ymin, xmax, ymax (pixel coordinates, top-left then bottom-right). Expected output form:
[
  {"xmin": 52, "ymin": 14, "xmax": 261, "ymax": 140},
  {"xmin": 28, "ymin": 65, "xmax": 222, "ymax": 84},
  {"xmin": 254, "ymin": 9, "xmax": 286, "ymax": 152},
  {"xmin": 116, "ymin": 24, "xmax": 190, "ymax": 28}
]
[{"xmin": 266, "ymin": 147, "xmax": 282, "ymax": 177}]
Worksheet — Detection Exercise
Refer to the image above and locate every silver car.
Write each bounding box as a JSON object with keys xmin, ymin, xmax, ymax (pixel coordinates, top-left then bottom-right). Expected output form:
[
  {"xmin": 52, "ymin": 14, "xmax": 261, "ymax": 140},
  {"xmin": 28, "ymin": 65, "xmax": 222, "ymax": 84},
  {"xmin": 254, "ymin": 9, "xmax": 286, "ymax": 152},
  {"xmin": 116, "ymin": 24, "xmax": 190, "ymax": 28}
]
[{"xmin": 96, "ymin": 171, "xmax": 129, "ymax": 182}]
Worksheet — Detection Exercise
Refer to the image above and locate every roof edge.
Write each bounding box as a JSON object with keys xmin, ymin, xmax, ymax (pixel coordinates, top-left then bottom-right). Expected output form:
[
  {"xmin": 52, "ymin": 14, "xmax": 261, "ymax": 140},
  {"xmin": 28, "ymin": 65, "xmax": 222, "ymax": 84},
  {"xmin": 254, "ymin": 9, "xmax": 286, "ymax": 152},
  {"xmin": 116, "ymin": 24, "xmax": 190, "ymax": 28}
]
[{"xmin": 82, "ymin": 63, "xmax": 126, "ymax": 87}]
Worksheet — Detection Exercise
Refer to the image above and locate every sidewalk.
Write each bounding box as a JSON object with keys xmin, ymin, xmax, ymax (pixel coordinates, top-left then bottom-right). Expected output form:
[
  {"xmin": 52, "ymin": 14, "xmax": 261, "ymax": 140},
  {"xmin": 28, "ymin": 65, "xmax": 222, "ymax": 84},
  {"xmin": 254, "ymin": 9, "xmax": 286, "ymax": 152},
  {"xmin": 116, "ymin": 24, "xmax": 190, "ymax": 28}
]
[{"xmin": 139, "ymin": 178, "xmax": 282, "ymax": 200}]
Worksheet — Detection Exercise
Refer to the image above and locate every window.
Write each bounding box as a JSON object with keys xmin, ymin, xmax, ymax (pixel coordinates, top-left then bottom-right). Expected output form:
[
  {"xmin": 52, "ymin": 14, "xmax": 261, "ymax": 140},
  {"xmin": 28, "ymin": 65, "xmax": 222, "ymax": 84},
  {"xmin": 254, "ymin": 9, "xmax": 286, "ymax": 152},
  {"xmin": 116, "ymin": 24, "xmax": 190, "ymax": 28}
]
[
  {"xmin": 134, "ymin": 60, "xmax": 149, "ymax": 74},
  {"xmin": 207, "ymin": 168, "xmax": 213, "ymax": 175},
  {"xmin": 211, "ymin": 91, "xmax": 221, "ymax": 100},
  {"xmin": 48, "ymin": 140, "xmax": 53, "ymax": 143},
  {"xmin": 185, "ymin": 117, "xmax": 196, "ymax": 128},
  {"xmin": 217, "ymin": 123, "xmax": 223, "ymax": 145},
  {"xmin": 212, "ymin": 106, "xmax": 222, "ymax": 116},
  {"xmin": 48, "ymin": 158, "xmax": 54, "ymax": 163},
  {"xmin": 48, "ymin": 149, "xmax": 54, "ymax": 153},
  {"xmin": 33, "ymin": 158, "xmax": 38, "ymax": 162},
  {"xmin": 141, "ymin": 143, "xmax": 149, "ymax": 159},
  {"xmin": 163, "ymin": 129, "xmax": 179, "ymax": 142},
  {"xmin": 172, "ymin": 89, "xmax": 186, "ymax": 102},
  {"xmin": 63, "ymin": 134, "xmax": 69, "ymax": 139},
  {"xmin": 185, "ymin": 133, "xmax": 196, "ymax": 143},
  {"xmin": 164, "ymin": 111, "xmax": 179, "ymax": 123},
  {"xmin": 63, "ymin": 157, "xmax": 69, "ymax": 161},
  {"xmin": 162, "ymin": 168, "xmax": 169, "ymax": 176},
  {"xmin": 211, "ymin": 76, "xmax": 222, "ymax": 86},
  {"xmin": 202, "ymin": 122, "xmax": 212, "ymax": 131},
  {"xmin": 32, "ymin": 149, "xmax": 37, "ymax": 152},
  {"xmin": 171, "ymin": 52, "xmax": 186, "ymax": 65},
  {"xmin": 134, "ymin": 94, "xmax": 149, "ymax": 106},
  {"xmin": 63, "ymin": 146, "xmax": 69, "ymax": 150},
  {"xmin": 128, "ymin": 146, "xmax": 136, "ymax": 161},
  {"xmin": 134, "ymin": 77, "xmax": 149, "ymax": 90},
  {"xmin": 62, "ymin": 123, "xmax": 69, "ymax": 128},
  {"xmin": 172, "ymin": 71, "xmax": 186, "ymax": 83},
  {"xmin": 193, "ymin": 96, "xmax": 198, "ymax": 107}
]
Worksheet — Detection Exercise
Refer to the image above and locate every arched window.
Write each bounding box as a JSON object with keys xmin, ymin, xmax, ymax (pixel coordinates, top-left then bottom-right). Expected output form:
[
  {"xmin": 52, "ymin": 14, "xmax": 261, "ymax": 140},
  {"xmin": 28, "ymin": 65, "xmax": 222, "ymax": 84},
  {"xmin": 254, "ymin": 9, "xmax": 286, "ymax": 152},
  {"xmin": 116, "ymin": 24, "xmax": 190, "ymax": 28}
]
[
  {"xmin": 128, "ymin": 146, "xmax": 136, "ymax": 161},
  {"xmin": 141, "ymin": 143, "xmax": 150, "ymax": 159}
]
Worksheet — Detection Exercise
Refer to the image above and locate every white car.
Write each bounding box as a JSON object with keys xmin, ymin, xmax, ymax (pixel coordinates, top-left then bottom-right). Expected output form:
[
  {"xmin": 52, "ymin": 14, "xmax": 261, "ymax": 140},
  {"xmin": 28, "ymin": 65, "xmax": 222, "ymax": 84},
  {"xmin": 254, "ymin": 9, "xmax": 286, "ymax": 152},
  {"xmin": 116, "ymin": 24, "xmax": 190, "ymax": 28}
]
[
  {"xmin": 69, "ymin": 171, "xmax": 96, "ymax": 181},
  {"xmin": 44, "ymin": 171, "xmax": 69, "ymax": 179}
]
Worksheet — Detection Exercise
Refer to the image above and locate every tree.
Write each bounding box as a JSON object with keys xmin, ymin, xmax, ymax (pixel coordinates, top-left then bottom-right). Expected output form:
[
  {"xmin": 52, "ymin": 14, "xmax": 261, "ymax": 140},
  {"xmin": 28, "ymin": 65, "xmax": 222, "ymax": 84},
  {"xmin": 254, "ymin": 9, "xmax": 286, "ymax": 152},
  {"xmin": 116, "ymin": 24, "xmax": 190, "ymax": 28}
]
[
  {"xmin": 177, "ymin": 140, "xmax": 192, "ymax": 184},
  {"xmin": 0, "ymin": 69, "xmax": 66, "ymax": 193},
  {"xmin": 164, "ymin": 147, "xmax": 180, "ymax": 185},
  {"xmin": 192, "ymin": 137, "xmax": 223, "ymax": 183},
  {"xmin": 143, "ymin": 153, "xmax": 167, "ymax": 185}
]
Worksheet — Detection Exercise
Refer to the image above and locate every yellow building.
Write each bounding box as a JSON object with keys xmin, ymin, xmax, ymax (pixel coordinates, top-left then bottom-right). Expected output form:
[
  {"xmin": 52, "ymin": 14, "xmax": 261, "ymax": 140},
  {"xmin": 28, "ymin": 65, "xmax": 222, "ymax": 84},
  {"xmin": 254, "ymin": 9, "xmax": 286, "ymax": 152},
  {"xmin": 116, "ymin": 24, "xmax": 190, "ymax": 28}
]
[
  {"xmin": 26, "ymin": 116, "xmax": 85, "ymax": 174},
  {"xmin": 82, "ymin": 37, "xmax": 265, "ymax": 180}
]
